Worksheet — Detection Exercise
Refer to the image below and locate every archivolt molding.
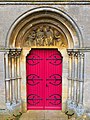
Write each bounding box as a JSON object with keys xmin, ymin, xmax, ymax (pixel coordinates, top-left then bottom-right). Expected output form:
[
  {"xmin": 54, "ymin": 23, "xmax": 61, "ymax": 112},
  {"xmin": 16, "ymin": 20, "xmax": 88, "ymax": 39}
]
[{"xmin": 6, "ymin": 7, "xmax": 83, "ymax": 49}]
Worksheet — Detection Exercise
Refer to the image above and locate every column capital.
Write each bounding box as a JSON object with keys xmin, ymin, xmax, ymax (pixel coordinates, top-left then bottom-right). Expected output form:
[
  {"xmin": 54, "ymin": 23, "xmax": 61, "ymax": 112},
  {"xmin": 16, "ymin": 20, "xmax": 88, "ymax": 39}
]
[
  {"xmin": 73, "ymin": 52, "xmax": 79, "ymax": 58},
  {"xmin": 68, "ymin": 51, "xmax": 73, "ymax": 57},
  {"xmin": 80, "ymin": 52, "xmax": 85, "ymax": 58},
  {"xmin": 68, "ymin": 51, "xmax": 80, "ymax": 57},
  {"xmin": 4, "ymin": 51, "xmax": 9, "ymax": 56},
  {"xmin": 9, "ymin": 49, "xmax": 16, "ymax": 57},
  {"xmin": 9, "ymin": 48, "xmax": 22, "ymax": 57}
]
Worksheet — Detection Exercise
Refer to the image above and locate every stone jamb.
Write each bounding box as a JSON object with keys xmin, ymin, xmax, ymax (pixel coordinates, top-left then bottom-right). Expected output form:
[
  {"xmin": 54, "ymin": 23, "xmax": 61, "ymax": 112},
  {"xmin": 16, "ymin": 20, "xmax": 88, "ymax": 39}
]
[
  {"xmin": 4, "ymin": 48, "xmax": 22, "ymax": 109},
  {"xmin": 67, "ymin": 49, "xmax": 85, "ymax": 116}
]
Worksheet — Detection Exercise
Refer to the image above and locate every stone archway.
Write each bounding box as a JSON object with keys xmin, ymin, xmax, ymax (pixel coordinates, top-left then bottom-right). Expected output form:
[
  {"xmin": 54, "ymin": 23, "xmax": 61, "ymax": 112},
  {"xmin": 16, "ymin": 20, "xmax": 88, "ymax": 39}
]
[
  {"xmin": 6, "ymin": 7, "xmax": 83, "ymax": 48},
  {"xmin": 5, "ymin": 7, "xmax": 84, "ymax": 115}
]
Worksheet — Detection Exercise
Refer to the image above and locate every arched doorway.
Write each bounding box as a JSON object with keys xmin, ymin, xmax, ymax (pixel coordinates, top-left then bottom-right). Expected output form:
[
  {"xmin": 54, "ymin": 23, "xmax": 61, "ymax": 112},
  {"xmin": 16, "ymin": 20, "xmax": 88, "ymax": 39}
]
[{"xmin": 5, "ymin": 7, "xmax": 84, "ymax": 115}]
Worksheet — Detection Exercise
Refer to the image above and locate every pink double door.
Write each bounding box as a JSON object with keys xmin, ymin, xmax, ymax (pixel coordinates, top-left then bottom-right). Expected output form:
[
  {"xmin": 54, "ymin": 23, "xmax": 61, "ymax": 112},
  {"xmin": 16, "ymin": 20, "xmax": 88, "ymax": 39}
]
[{"xmin": 26, "ymin": 49, "xmax": 62, "ymax": 110}]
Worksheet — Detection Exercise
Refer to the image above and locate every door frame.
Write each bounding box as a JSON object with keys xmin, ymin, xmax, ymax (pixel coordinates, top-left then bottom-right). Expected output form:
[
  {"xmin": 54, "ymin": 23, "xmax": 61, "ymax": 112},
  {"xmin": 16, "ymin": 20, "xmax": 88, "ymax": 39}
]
[
  {"xmin": 26, "ymin": 48, "xmax": 63, "ymax": 110},
  {"xmin": 20, "ymin": 47, "xmax": 68, "ymax": 112}
]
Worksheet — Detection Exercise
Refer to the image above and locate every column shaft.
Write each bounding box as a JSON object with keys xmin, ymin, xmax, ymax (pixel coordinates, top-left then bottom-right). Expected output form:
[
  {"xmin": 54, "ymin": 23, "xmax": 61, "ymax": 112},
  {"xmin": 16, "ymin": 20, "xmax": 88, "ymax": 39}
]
[
  {"xmin": 79, "ymin": 53, "xmax": 84, "ymax": 104},
  {"xmin": 5, "ymin": 80, "xmax": 10, "ymax": 103},
  {"xmin": 72, "ymin": 52, "xmax": 75, "ymax": 100},
  {"xmin": 68, "ymin": 52, "xmax": 72, "ymax": 100},
  {"xmin": 15, "ymin": 56, "xmax": 18, "ymax": 102},
  {"xmin": 5, "ymin": 53, "xmax": 10, "ymax": 104},
  {"xmin": 77, "ymin": 53, "xmax": 81, "ymax": 103},
  {"xmin": 11, "ymin": 56, "xmax": 16, "ymax": 103},
  {"xmin": 17, "ymin": 56, "xmax": 21, "ymax": 101},
  {"xmin": 73, "ymin": 52, "xmax": 78, "ymax": 102}
]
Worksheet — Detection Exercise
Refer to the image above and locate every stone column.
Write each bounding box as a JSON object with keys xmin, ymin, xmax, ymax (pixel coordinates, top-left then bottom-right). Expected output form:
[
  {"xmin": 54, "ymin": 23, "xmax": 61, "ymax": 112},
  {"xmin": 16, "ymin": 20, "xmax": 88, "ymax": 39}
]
[
  {"xmin": 14, "ymin": 54, "xmax": 18, "ymax": 102},
  {"xmin": 8, "ymin": 55, "xmax": 12, "ymax": 103},
  {"xmin": 5, "ymin": 52, "xmax": 11, "ymax": 105},
  {"xmin": 17, "ymin": 53, "xmax": 21, "ymax": 102},
  {"xmin": 73, "ymin": 52, "xmax": 78, "ymax": 102},
  {"xmin": 79, "ymin": 53, "xmax": 84, "ymax": 104},
  {"xmin": 8, "ymin": 49, "xmax": 22, "ymax": 104},
  {"xmin": 10, "ymin": 50, "xmax": 16, "ymax": 104},
  {"xmin": 72, "ymin": 52, "xmax": 75, "ymax": 101},
  {"xmin": 68, "ymin": 52, "xmax": 72, "ymax": 100},
  {"xmin": 77, "ymin": 52, "xmax": 81, "ymax": 103}
]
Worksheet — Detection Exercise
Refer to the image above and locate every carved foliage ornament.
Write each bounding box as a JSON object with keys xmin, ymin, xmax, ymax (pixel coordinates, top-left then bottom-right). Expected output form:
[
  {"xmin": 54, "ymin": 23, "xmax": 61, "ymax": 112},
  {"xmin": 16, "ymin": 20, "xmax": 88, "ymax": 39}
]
[{"xmin": 19, "ymin": 24, "xmax": 67, "ymax": 47}]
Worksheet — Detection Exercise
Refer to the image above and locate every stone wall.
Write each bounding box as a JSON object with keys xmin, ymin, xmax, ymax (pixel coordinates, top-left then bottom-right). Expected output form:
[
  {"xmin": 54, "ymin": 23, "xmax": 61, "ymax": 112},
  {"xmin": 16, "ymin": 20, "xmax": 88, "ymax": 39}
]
[
  {"xmin": 0, "ymin": 2, "xmax": 90, "ymax": 111},
  {"xmin": 84, "ymin": 51, "xmax": 90, "ymax": 112},
  {"xmin": 0, "ymin": 51, "xmax": 6, "ymax": 109},
  {"xmin": 0, "ymin": 4, "xmax": 90, "ymax": 47}
]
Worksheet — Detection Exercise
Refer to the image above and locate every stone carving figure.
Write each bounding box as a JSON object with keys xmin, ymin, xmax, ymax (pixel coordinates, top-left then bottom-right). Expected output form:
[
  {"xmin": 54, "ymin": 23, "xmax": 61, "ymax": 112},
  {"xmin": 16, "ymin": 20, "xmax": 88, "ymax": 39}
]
[
  {"xmin": 44, "ymin": 26, "xmax": 54, "ymax": 46},
  {"xmin": 36, "ymin": 26, "xmax": 44, "ymax": 46},
  {"xmin": 24, "ymin": 24, "xmax": 65, "ymax": 47},
  {"xmin": 26, "ymin": 30, "xmax": 36, "ymax": 46},
  {"xmin": 54, "ymin": 30, "xmax": 63, "ymax": 46}
]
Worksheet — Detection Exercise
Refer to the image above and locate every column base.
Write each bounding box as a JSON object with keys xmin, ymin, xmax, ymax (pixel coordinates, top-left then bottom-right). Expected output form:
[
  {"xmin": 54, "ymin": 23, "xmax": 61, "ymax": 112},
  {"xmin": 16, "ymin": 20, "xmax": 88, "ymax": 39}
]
[
  {"xmin": 67, "ymin": 99, "xmax": 77, "ymax": 109},
  {"xmin": 67, "ymin": 100, "xmax": 84, "ymax": 115},
  {"xmin": 75, "ymin": 103, "xmax": 85, "ymax": 116},
  {"xmin": 12, "ymin": 100, "xmax": 17, "ymax": 105},
  {"xmin": 6, "ymin": 101, "xmax": 22, "ymax": 111},
  {"xmin": 6, "ymin": 102, "xmax": 11, "ymax": 106},
  {"xmin": 6, "ymin": 102, "xmax": 13, "ymax": 110},
  {"xmin": 66, "ymin": 101, "xmax": 87, "ymax": 118},
  {"xmin": 17, "ymin": 99, "xmax": 22, "ymax": 103}
]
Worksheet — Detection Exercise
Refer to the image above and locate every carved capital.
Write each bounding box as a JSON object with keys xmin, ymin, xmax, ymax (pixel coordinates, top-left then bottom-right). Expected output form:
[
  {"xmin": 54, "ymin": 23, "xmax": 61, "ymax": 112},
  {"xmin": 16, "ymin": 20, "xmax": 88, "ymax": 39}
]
[
  {"xmin": 73, "ymin": 52, "xmax": 79, "ymax": 58},
  {"xmin": 80, "ymin": 53, "xmax": 84, "ymax": 59},
  {"xmin": 9, "ymin": 49, "xmax": 22, "ymax": 57},
  {"xmin": 68, "ymin": 51, "xmax": 75, "ymax": 58}
]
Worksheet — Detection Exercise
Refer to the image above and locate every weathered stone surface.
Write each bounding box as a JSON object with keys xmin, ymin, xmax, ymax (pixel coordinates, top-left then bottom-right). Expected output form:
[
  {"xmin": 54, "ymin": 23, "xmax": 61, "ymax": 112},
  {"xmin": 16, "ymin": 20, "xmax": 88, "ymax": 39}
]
[
  {"xmin": 84, "ymin": 52, "xmax": 90, "ymax": 111},
  {"xmin": 0, "ymin": 2, "xmax": 90, "ymax": 118},
  {"xmin": 0, "ymin": 52, "xmax": 6, "ymax": 109},
  {"xmin": 0, "ymin": 4, "xmax": 89, "ymax": 47},
  {"xmin": 20, "ymin": 110, "xmax": 67, "ymax": 120}
]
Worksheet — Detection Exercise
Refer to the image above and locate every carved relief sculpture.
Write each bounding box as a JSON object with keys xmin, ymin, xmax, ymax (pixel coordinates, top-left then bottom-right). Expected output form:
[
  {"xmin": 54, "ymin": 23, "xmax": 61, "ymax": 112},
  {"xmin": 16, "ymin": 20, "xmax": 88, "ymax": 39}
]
[{"xmin": 16, "ymin": 24, "xmax": 67, "ymax": 48}]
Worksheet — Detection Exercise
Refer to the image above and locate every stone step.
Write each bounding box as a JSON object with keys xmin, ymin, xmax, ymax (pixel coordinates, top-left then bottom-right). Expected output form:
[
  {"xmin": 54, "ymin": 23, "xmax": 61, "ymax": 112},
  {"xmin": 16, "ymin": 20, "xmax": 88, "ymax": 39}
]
[
  {"xmin": 20, "ymin": 111, "xmax": 68, "ymax": 120},
  {"xmin": 20, "ymin": 116, "xmax": 68, "ymax": 120}
]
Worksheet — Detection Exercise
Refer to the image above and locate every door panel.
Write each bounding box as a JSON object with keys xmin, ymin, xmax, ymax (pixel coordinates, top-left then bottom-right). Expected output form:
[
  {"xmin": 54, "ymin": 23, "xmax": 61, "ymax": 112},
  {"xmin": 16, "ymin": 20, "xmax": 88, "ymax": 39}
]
[
  {"xmin": 26, "ymin": 49, "xmax": 45, "ymax": 110},
  {"xmin": 45, "ymin": 50, "xmax": 62, "ymax": 110},
  {"xmin": 26, "ymin": 49, "xmax": 62, "ymax": 110}
]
